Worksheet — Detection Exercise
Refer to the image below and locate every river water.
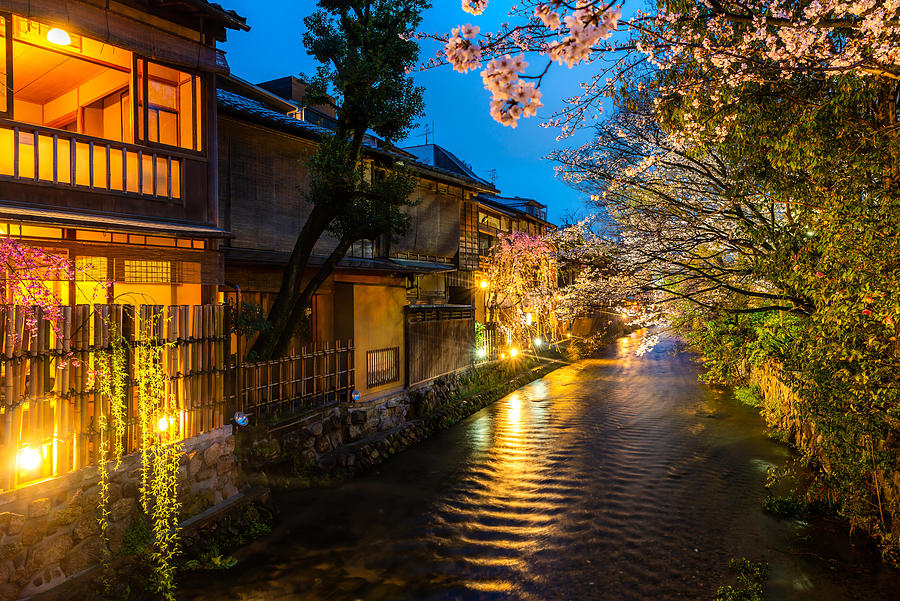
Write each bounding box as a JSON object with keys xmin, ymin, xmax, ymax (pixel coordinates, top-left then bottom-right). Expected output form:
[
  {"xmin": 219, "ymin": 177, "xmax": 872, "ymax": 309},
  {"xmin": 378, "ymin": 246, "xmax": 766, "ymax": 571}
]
[{"xmin": 180, "ymin": 332, "xmax": 900, "ymax": 600}]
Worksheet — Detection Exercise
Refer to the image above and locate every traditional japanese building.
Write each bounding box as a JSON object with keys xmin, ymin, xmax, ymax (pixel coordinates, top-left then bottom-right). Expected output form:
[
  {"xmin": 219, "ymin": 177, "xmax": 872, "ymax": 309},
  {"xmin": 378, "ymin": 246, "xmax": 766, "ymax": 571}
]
[
  {"xmin": 0, "ymin": 0, "xmax": 247, "ymax": 306},
  {"xmin": 215, "ymin": 77, "xmax": 498, "ymax": 398},
  {"xmin": 402, "ymin": 144, "xmax": 555, "ymax": 321}
]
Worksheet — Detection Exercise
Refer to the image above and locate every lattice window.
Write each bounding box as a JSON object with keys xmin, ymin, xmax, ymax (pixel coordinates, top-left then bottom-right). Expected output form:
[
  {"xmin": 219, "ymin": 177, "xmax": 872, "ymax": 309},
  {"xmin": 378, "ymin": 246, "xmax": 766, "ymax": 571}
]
[
  {"xmin": 366, "ymin": 347, "xmax": 400, "ymax": 387},
  {"xmin": 75, "ymin": 256, "xmax": 107, "ymax": 281},
  {"xmin": 123, "ymin": 260, "xmax": 171, "ymax": 283}
]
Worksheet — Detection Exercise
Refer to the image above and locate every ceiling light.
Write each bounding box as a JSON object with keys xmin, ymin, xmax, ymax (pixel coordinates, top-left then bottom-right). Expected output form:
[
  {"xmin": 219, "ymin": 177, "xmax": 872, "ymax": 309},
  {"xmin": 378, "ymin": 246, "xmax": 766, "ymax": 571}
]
[{"xmin": 47, "ymin": 28, "xmax": 71, "ymax": 46}]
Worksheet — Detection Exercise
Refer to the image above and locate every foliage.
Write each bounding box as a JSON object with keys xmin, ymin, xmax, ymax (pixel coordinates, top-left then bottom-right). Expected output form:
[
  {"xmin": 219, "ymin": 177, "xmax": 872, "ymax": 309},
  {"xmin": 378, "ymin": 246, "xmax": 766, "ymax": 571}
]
[
  {"xmin": 715, "ymin": 558, "xmax": 768, "ymax": 601},
  {"xmin": 481, "ymin": 231, "xmax": 559, "ymax": 347},
  {"xmin": 93, "ymin": 313, "xmax": 183, "ymax": 599},
  {"xmin": 133, "ymin": 315, "xmax": 182, "ymax": 600},
  {"xmin": 95, "ymin": 325, "xmax": 130, "ymax": 585},
  {"xmin": 253, "ymin": 0, "xmax": 430, "ymax": 359},
  {"xmin": 225, "ymin": 300, "xmax": 271, "ymax": 338},
  {"xmin": 734, "ymin": 385, "xmax": 762, "ymax": 409}
]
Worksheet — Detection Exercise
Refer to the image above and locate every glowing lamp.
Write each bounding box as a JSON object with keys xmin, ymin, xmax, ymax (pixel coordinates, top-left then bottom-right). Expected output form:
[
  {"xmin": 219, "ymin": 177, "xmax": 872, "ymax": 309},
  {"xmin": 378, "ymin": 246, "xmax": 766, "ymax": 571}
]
[
  {"xmin": 566, "ymin": 333, "xmax": 572, "ymax": 338},
  {"xmin": 479, "ymin": 280, "xmax": 489, "ymax": 289},
  {"xmin": 17, "ymin": 446, "xmax": 41, "ymax": 471},
  {"xmin": 525, "ymin": 313, "xmax": 533, "ymax": 325},
  {"xmin": 500, "ymin": 353, "xmax": 506, "ymax": 359},
  {"xmin": 157, "ymin": 416, "xmax": 170, "ymax": 433},
  {"xmin": 47, "ymin": 28, "xmax": 71, "ymax": 46},
  {"xmin": 476, "ymin": 347, "xmax": 487, "ymax": 358},
  {"xmin": 533, "ymin": 337, "xmax": 543, "ymax": 347},
  {"xmin": 509, "ymin": 347, "xmax": 518, "ymax": 357}
]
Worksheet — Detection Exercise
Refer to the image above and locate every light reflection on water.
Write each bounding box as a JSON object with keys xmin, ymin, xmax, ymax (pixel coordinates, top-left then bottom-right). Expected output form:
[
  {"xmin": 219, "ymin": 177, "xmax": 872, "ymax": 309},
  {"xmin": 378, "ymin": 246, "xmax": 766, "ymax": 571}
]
[{"xmin": 180, "ymin": 330, "xmax": 900, "ymax": 601}]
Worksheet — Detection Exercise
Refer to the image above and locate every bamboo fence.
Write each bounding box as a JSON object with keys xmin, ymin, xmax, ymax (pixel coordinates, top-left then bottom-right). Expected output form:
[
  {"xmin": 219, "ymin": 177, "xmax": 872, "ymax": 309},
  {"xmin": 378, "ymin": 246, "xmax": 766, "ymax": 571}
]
[{"xmin": 0, "ymin": 303, "xmax": 229, "ymax": 491}]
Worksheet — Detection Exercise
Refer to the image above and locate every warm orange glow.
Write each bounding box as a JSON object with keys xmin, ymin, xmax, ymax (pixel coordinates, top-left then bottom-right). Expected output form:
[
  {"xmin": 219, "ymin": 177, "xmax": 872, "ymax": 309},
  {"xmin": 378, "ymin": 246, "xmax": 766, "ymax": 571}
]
[
  {"xmin": 17, "ymin": 446, "xmax": 42, "ymax": 471},
  {"xmin": 157, "ymin": 416, "xmax": 170, "ymax": 433},
  {"xmin": 509, "ymin": 347, "xmax": 519, "ymax": 357},
  {"xmin": 479, "ymin": 280, "xmax": 489, "ymax": 289},
  {"xmin": 566, "ymin": 333, "xmax": 572, "ymax": 338},
  {"xmin": 46, "ymin": 28, "xmax": 71, "ymax": 46}
]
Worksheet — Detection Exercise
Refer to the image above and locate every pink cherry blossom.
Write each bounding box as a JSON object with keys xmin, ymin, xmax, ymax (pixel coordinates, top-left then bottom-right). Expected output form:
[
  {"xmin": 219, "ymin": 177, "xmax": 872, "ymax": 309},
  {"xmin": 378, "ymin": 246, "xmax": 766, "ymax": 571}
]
[{"xmin": 462, "ymin": 0, "xmax": 488, "ymax": 16}]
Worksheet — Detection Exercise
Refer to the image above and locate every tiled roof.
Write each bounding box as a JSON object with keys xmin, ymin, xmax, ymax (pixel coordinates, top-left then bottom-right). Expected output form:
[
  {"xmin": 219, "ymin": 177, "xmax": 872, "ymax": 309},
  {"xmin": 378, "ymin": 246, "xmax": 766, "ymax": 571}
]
[
  {"xmin": 183, "ymin": 0, "xmax": 249, "ymax": 30},
  {"xmin": 217, "ymin": 88, "xmax": 498, "ymax": 193},
  {"xmin": 217, "ymin": 89, "xmax": 332, "ymax": 137}
]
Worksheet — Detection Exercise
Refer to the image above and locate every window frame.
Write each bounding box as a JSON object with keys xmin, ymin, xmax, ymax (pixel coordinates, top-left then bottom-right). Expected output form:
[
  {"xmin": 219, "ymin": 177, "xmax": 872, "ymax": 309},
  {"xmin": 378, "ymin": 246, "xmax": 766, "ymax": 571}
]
[
  {"xmin": 0, "ymin": 13, "xmax": 12, "ymax": 119},
  {"xmin": 133, "ymin": 55, "xmax": 205, "ymax": 155}
]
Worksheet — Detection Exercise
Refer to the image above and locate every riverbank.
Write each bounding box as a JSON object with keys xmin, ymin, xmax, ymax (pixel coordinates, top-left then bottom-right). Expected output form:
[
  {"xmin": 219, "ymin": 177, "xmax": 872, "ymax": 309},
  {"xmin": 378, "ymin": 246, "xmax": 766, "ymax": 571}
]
[{"xmin": 177, "ymin": 332, "xmax": 900, "ymax": 601}]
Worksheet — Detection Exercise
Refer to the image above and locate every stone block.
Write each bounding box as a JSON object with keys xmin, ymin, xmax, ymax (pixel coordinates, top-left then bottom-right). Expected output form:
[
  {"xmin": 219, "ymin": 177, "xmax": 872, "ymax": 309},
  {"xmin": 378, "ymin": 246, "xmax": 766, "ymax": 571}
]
[
  {"xmin": 216, "ymin": 454, "xmax": 236, "ymax": 477},
  {"xmin": 314, "ymin": 436, "xmax": 332, "ymax": 454},
  {"xmin": 203, "ymin": 441, "xmax": 225, "ymax": 467},
  {"xmin": 27, "ymin": 499, "xmax": 51, "ymax": 519},
  {"xmin": 26, "ymin": 533, "xmax": 73, "ymax": 574},
  {"xmin": 21, "ymin": 517, "xmax": 48, "ymax": 546},
  {"xmin": 60, "ymin": 534, "xmax": 105, "ymax": 578},
  {"xmin": 72, "ymin": 514, "xmax": 100, "ymax": 541},
  {"xmin": 0, "ymin": 514, "xmax": 10, "ymax": 535},
  {"xmin": 186, "ymin": 450, "xmax": 203, "ymax": 479},
  {"xmin": 194, "ymin": 469, "xmax": 215, "ymax": 483},
  {"xmin": 0, "ymin": 583, "xmax": 18, "ymax": 601},
  {"xmin": 109, "ymin": 497, "xmax": 137, "ymax": 523},
  {"xmin": 304, "ymin": 422, "xmax": 323, "ymax": 437},
  {"xmin": 222, "ymin": 483, "xmax": 239, "ymax": 500},
  {"xmin": 0, "ymin": 559, "xmax": 12, "ymax": 583},
  {"xmin": 122, "ymin": 479, "xmax": 140, "ymax": 499}
]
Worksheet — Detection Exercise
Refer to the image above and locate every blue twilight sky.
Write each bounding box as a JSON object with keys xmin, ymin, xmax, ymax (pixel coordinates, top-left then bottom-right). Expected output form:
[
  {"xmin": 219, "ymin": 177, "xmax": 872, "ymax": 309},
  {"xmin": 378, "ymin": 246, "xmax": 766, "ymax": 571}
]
[{"xmin": 220, "ymin": 1, "xmax": 616, "ymax": 224}]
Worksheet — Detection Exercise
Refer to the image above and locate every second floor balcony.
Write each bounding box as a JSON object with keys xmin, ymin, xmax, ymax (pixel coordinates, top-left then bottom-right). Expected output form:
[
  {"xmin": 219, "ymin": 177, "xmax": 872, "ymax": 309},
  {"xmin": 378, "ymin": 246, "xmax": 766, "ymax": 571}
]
[{"xmin": 0, "ymin": 14, "xmax": 208, "ymax": 204}]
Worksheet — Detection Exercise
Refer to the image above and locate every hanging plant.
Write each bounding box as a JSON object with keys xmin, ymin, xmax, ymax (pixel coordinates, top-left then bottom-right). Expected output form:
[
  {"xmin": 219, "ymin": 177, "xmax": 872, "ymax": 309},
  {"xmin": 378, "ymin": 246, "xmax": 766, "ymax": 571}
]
[
  {"xmin": 94, "ymin": 324, "xmax": 129, "ymax": 574},
  {"xmin": 93, "ymin": 310, "xmax": 183, "ymax": 600},
  {"xmin": 134, "ymin": 310, "xmax": 182, "ymax": 600}
]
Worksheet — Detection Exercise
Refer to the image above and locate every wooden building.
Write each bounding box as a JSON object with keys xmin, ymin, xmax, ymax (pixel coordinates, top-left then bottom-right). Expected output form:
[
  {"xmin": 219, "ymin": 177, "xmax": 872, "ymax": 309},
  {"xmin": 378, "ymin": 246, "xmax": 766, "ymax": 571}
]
[
  {"xmin": 0, "ymin": 0, "xmax": 248, "ymax": 306},
  {"xmin": 403, "ymin": 145, "xmax": 555, "ymax": 320},
  {"xmin": 215, "ymin": 77, "xmax": 498, "ymax": 399}
]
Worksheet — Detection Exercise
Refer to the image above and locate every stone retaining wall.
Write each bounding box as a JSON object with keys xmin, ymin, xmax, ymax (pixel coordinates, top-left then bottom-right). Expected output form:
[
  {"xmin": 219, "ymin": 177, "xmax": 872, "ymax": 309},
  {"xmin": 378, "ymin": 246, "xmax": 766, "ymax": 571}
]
[
  {"xmin": 749, "ymin": 362, "xmax": 900, "ymax": 547},
  {"xmin": 0, "ymin": 426, "xmax": 239, "ymax": 601},
  {"xmin": 238, "ymin": 359, "xmax": 562, "ymax": 483}
]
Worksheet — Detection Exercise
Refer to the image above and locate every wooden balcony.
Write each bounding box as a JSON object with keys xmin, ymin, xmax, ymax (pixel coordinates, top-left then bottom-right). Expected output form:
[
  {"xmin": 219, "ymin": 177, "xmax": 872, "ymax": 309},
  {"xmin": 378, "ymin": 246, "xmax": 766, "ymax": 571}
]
[{"xmin": 0, "ymin": 121, "xmax": 185, "ymax": 201}]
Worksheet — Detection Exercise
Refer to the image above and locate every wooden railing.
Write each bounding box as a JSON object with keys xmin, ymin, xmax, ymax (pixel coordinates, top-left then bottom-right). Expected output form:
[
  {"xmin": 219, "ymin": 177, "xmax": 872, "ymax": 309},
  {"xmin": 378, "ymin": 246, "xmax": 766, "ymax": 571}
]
[
  {"xmin": 366, "ymin": 346, "xmax": 400, "ymax": 388},
  {"xmin": 0, "ymin": 121, "xmax": 183, "ymax": 200},
  {"xmin": 239, "ymin": 340, "xmax": 354, "ymax": 420},
  {"xmin": 0, "ymin": 303, "xmax": 228, "ymax": 491},
  {"xmin": 405, "ymin": 305, "xmax": 475, "ymax": 386}
]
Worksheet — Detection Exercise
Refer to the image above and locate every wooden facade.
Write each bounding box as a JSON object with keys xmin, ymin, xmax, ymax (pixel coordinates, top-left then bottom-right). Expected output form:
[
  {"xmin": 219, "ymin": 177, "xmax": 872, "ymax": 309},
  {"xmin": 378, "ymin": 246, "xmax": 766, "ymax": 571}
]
[{"xmin": 0, "ymin": 0, "xmax": 245, "ymax": 306}]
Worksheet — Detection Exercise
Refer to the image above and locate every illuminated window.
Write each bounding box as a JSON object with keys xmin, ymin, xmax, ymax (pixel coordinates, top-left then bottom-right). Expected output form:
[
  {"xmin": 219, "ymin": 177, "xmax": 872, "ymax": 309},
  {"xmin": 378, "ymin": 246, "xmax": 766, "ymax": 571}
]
[
  {"xmin": 75, "ymin": 256, "xmax": 107, "ymax": 304},
  {"xmin": 136, "ymin": 59, "xmax": 203, "ymax": 152},
  {"xmin": 6, "ymin": 16, "xmax": 131, "ymax": 141},
  {"xmin": 20, "ymin": 226, "xmax": 62, "ymax": 239},
  {"xmin": 0, "ymin": 17, "xmax": 8, "ymax": 116},
  {"xmin": 75, "ymin": 256, "xmax": 107, "ymax": 281},
  {"xmin": 123, "ymin": 260, "xmax": 171, "ymax": 284}
]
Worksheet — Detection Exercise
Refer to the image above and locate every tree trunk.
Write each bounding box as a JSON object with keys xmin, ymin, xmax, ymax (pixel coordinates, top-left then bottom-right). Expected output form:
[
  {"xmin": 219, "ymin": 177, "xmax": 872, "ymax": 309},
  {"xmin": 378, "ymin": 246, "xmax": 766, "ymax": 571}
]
[
  {"xmin": 271, "ymin": 236, "xmax": 356, "ymax": 357},
  {"xmin": 251, "ymin": 204, "xmax": 333, "ymax": 359}
]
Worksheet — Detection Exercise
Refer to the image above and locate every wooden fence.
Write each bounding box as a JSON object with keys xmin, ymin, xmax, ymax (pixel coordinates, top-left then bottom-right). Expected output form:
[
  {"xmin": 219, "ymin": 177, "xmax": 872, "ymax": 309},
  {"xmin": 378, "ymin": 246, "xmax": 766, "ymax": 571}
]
[
  {"xmin": 0, "ymin": 303, "xmax": 229, "ymax": 491},
  {"xmin": 480, "ymin": 322, "xmax": 502, "ymax": 362},
  {"xmin": 239, "ymin": 340, "xmax": 354, "ymax": 420},
  {"xmin": 405, "ymin": 305, "xmax": 475, "ymax": 386}
]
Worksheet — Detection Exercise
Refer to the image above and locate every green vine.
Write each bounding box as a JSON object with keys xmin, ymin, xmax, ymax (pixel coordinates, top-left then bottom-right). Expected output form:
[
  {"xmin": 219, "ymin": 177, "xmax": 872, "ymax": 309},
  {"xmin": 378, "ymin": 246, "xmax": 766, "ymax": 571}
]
[
  {"xmin": 94, "ymin": 313, "xmax": 183, "ymax": 600},
  {"xmin": 135, "ymin": 312, "xmax": 182, "ymax": 600},
  {"xmin": 95, "ymin": 325, "xmax": 128, "ymax": 583}
]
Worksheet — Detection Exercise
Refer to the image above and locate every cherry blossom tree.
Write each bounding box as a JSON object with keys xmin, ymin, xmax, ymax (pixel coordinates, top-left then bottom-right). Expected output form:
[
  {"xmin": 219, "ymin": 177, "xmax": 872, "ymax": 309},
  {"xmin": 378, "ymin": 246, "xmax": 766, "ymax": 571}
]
[{"xmin": 432, "ymin": 1, "xmax": 900, "ymax": 135}]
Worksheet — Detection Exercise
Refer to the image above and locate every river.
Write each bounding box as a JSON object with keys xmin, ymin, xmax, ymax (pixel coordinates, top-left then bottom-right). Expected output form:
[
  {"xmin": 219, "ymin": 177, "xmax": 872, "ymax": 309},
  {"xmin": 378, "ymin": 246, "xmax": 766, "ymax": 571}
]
[{"xmin": 180, "ymin": 331, "xmax": 900, "ymax": 600}]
